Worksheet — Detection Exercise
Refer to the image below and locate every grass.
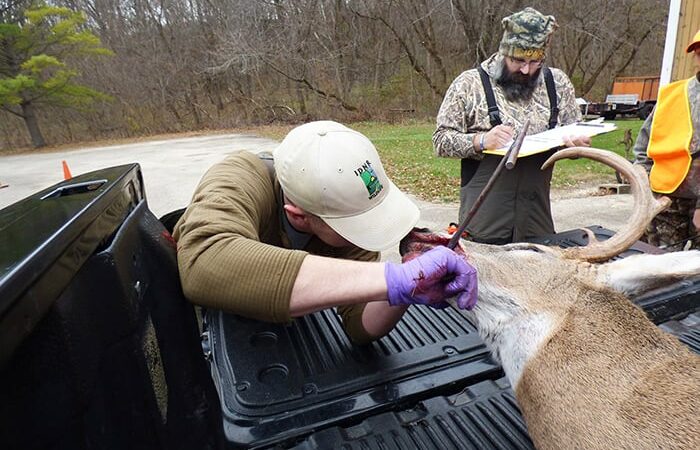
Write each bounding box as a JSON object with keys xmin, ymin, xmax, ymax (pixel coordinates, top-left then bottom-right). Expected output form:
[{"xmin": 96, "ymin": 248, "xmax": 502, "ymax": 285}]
[
  {"xmin": 347, "ymin": 119, "xmax": 644, "ymax": 203},
  {"xmin": 352, "ymin": 121, "xmax": 461, "ymax": 202},
  {"xmin": 551, "ymin": 120, "xmax": 643, "ymax": 190},
  {"xmin": 3, "ymin": 118, "xmax": 644, "ymax": 203}
]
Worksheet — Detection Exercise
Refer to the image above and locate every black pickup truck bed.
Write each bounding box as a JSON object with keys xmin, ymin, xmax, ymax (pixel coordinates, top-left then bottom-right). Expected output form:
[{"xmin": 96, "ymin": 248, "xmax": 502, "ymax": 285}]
[
  {"xmin": 1, "ymin": 164, "xmax": 698, "ymax": 450},
  {"xmin": 206, "ymin": 227, "xmax": 700, "ymax": 449}
]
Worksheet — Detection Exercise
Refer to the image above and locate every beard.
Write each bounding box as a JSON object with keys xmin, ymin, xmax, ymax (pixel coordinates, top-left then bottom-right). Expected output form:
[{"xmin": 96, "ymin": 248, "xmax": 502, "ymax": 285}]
[{"xmin": 495, "ymin": 61, "xmax": 541, "ymax": 102}]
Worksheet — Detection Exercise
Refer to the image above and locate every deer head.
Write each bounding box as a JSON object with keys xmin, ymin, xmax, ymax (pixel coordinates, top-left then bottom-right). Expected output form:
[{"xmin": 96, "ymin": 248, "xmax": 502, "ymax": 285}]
[{"xmin": 401, "ymin": 148, "xmax": 700, "ymax": 449}]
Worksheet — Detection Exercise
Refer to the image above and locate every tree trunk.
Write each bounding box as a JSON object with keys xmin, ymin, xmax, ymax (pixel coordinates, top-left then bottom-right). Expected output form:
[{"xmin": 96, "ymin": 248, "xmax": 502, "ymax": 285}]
[
  {"xmin": 20, "ymin": 101, "xmax": 46, "ymax": 148},
  {"xmin": 296, "ymin": 84, "xmax": 307, "ymax": 116}
]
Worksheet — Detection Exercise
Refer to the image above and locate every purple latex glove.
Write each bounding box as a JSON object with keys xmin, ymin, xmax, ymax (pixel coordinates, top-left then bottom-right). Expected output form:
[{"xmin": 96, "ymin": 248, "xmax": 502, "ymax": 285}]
[{"xmin": 385, "ymin": 246, "xmax": 478, "ymax": 310}]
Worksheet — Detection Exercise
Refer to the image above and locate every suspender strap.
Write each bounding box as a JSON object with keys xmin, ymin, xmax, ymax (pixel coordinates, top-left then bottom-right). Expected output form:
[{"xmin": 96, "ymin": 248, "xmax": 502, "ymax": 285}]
[
  {"xmin": 478, "ymin": 66, "xmax": 502, "ymax": 127},
  {"xmin": 478, "ymin": 66, "xmax": 558, "ymax": 130},
  {"xmin": 462, "ymin": 67, "xmax": 500, "ymax": 187},
  {"xmin": 258, "ymin": 151, "xmax": 313, "ymax": 249},
  {"xmin": 463, "ymin": 66, "xmax": 559, "ymax": 187},
  {"xmin": 543, "ymin": 67, "xmax": 559, "ymax": 130}
]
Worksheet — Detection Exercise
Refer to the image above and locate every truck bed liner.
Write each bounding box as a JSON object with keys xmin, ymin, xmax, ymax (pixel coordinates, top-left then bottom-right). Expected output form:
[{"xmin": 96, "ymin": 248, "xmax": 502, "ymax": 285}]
[
  {"xmin": 207, "ymin": 306, "xmax": 501, "ymax": 448},
  {"xmin": 292, "ymin": 378, "xmax": 532, "ymax": 450},
  {"xmin": 209, "ymin": 225, "xmax": 700, "ymax": 449},
  {"xmin": 291, "ymin": 311, "xmax": 700, "ymax": 450},
  {"xmin": 210, "ymin": 299, "xmax": 700, "ymax": 449}
]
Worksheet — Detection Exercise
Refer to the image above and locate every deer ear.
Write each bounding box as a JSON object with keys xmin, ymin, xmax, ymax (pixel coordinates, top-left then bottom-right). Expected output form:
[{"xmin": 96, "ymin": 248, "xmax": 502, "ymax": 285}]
[{"xmin": 597, "ymin": 251, "xmax": 700, "ymax": 296}]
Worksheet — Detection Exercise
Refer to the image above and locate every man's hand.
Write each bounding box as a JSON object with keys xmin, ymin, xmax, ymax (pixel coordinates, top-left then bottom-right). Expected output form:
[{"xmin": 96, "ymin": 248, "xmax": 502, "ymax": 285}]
[
  {"xmin": 693, "ymin": 208, "xmax": 700, "ymax": 232},
  {"xmin": 483, "ymin": 125, "xmax": 514, "ymax": 150},
  {"xmin": 563, "ymin": 134, "xmax": 592, "ymax": 147},
  {"xmin": 385, "ymin": 246, "xmax": 478, "ymax": 310}
]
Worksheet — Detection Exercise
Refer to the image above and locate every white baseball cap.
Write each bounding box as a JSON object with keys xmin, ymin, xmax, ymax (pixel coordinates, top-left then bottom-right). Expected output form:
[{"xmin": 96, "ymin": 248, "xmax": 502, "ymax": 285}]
[{"xmin": 273, "ymin": 121, "xmax": 420, "ymax": 251}]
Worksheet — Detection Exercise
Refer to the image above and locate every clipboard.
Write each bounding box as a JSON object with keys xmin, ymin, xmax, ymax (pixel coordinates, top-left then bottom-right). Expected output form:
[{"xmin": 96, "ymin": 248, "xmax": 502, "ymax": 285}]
[{"xmin": 482, "ymin": 120, "xmax": 617, "ymax": 157}]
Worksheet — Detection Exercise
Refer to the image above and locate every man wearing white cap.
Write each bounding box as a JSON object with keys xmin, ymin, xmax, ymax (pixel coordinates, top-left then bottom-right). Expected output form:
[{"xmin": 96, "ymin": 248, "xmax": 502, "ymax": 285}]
[{"xmin": 173, "ymin": 121, "xmax": 477, "ymax": 344}]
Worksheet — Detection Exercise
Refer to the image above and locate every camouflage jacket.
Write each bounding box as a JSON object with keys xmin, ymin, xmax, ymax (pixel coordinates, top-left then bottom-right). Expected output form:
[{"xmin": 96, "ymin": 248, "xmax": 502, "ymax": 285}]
[
  {"xmin": 433, "ymin": 53, "xmax": 581, "ymax": 159},
  {"xmin": 431, "ymin": 54, "xmax": 581, "ymax": 243},
  {"xmin": 633, "ymin": 73, "xmax": 700, "ymax": 208}
]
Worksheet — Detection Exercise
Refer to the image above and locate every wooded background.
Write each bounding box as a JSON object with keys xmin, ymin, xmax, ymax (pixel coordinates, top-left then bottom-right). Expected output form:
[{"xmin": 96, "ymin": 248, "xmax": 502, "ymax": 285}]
[{"xmin": 1, "ymin": 0, "xmax": 668, "ymax": 149}]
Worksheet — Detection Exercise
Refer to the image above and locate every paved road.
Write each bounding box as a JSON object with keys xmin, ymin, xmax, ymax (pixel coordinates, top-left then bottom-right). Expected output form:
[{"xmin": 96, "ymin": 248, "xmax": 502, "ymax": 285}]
[
  {"xmin": 0, "ymin": 134, "xmax": 278, "ymax": 217},
  {"xmin": 1, "ymin": 133, "xmax": 634, "ymax": 261}
]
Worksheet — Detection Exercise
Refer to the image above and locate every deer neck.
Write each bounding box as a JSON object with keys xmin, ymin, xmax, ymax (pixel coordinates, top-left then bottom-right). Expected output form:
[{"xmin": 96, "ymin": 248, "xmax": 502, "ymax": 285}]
[{"xmin": 478, "ymin": 311, "xmax": 560, "ymax": 390}]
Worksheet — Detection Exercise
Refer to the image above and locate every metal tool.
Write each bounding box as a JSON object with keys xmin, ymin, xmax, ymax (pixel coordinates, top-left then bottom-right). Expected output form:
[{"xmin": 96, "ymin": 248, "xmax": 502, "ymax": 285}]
[{"xmin": 447, "ymin": 119, "xmax": 530, "ymax": 249}]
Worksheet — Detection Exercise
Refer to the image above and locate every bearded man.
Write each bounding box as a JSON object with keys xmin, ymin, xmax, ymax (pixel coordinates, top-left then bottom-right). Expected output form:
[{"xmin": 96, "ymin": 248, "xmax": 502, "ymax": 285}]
[{"xmin": 433, "ymin": 7, "xmax": 590, "ymax": 244}]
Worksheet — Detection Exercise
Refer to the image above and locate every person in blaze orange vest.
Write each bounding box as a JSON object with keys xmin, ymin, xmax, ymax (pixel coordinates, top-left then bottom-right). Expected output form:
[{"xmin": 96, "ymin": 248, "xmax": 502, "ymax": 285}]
[{"xmin": 633, "ymin": 30, "xmax": 700, "ymax": 249}]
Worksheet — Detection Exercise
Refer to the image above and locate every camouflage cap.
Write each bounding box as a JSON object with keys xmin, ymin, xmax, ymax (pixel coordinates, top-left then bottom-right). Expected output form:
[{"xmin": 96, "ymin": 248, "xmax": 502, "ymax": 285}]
[{"xmin": 499, "ymin": 7, "xmax": 557, "ymax": 60}]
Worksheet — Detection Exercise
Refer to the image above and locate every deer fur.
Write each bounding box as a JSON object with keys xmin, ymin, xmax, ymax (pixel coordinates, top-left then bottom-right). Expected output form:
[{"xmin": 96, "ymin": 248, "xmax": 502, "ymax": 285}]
[
  {"xmin": 403, "ymin": 234, "xmax": 700, "ymax": 449},
  {"xmin": 403, "ymin": 148, "xmax": 700, "ymax": 448}
]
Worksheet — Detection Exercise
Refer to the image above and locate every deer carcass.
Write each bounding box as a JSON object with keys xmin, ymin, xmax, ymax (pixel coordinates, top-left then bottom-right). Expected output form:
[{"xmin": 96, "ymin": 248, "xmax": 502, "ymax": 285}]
[{"xmin": 402, "ymin": 148, "xmax": 700, "ymax": 450}]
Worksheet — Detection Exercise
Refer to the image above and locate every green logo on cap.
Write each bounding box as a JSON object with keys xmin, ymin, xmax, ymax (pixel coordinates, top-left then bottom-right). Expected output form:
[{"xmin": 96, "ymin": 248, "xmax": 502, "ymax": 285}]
[{"xmin": 354, "ymin": 160, "xmax": 384, "ymax": 199}]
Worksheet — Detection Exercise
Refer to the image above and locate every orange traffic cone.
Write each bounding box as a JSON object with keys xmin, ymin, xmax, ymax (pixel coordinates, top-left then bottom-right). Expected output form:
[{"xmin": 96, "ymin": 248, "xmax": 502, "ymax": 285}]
[{"xmin": 62, "ymin": 160, "xmax": 72, "ymax": 180}]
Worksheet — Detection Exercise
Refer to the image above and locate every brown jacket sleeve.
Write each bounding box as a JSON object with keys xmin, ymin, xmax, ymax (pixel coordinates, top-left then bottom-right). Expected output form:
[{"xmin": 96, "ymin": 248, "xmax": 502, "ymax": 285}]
[{"xmin": 173, "ymin": 152, "xmax": 307, "ymax": 323}]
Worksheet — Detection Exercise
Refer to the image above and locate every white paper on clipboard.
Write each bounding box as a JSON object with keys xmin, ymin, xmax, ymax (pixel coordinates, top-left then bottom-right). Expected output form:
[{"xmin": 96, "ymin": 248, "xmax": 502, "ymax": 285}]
[{"xmin": 482, "ymin": 119, "xmax": 617, "ymax": 157}]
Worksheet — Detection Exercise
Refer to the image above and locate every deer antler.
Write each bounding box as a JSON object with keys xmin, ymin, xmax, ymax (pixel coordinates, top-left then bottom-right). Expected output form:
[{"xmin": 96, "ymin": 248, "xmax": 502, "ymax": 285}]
[{"xmin": 542, "ymin": 147, "xmax": 671, "ymax": 262}]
